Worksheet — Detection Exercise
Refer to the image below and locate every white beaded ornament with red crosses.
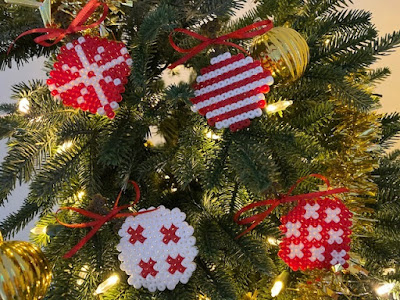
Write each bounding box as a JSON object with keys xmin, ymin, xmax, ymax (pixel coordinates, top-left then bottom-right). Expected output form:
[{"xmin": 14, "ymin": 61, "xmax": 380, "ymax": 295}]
[
  {"xmin": 117, "ymin": 206, "xmax": 198, "ymax": 292},
  {"xmin": 278, "ymin": 198, "xmax": 352, "ymax": 271},
  {"xmin": 47, "ymin": 36, "xmax": 132, "ymax": 119},
  {"xmin": 190, "ymin": 52, "xmax": 274, "ymax": 132}
]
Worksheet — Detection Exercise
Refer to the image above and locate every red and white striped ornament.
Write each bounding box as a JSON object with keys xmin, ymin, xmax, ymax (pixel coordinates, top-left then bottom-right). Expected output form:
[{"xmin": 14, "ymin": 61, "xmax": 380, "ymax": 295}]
[
  {"xmin": 190, "ymin": 52, "xmax": 273, "ymax": 132},
  {"xmin": 47, "ymin": 36, "xmax": 132, "ymax": 119},
  {"xmin": 278, "ymin": 197, "xmax": 352, "ymax": 271}
]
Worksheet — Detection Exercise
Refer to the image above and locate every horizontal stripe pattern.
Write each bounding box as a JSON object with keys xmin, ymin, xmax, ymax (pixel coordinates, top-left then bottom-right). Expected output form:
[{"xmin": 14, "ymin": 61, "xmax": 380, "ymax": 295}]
[{"xmin": 191, "ymin": 52, "xmax": 273, "ymax": 132}]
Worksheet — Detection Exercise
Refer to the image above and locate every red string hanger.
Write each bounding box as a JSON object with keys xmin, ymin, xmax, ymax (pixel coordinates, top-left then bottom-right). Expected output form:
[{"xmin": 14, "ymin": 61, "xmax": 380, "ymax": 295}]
[
  {"xmin": 234, "ymin": 174, "xmax": 353, "ymax": 271},
  {"xmin": 56, "ymin": 181, "xmax": 157, "ymax": 259},
  {"xmin": 168, "ymin": 20, "xmax": 274, "ymax": 69}
]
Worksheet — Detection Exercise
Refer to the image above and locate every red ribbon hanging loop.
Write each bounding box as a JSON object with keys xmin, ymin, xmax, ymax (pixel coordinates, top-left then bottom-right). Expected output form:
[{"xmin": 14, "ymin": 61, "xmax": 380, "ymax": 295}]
[
  {"xmin": 8, "ymin": 0, "xmax": 108, "ymax": 53},
  {"xmin": 56, "ymin": 181, "xmax": 156, "ymax": 259},
  {"xmin": 168, "ymin": 20, "xmax": 273, "ymax": 69},
  {"xmin": 233, "ymin": 174, "xmax": 349, "ymax": 239}
]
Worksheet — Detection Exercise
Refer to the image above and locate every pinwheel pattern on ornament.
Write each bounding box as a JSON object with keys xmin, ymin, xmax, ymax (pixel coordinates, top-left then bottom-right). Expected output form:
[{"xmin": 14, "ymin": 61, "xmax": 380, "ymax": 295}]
[
  {"xmin": 117, "ymin": 206, "xmax": 198, "ymax": 292},
  {"xmin": 190, "ymin": 52, "xmax": 274, "ymax": 132},
  {"xmin": 47, "ymin": 36, "xmax": 132, "ymax": 119},
  {"xmin": 278, "ymin": 198, "xmax": 352, "ymax": 271}
]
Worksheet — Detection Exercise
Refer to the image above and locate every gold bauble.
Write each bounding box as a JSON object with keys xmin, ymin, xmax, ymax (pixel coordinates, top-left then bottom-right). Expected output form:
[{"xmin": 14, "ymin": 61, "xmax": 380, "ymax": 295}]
[
  {"xmin": 0, "ymin": 232, "xmax": 52, "ymax": 299},
  {"xmin": 251, "ymin": 27, "xmax": 309, "ymax": 83}
]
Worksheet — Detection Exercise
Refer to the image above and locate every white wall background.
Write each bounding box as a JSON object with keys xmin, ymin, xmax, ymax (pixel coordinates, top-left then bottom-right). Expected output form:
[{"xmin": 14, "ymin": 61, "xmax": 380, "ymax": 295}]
[{"xmin": 0, "ymin": 0, "xmax": 399, "ymax": 241}]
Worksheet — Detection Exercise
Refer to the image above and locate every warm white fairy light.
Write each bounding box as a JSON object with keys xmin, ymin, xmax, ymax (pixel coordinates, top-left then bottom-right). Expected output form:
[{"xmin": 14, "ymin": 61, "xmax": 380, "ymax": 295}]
[
  {"xmin": 271, "ymin": 280, "xmax": 284, "ymax": 297},
  {"xmin": 77, "ymin": 265, "xmax": 90, "ymax": 286},
  {"xmin": 266, "ymin": 100, "xmax": 293, "ymax": 114},
  {"xmin": 271, "ymin": 271, "xmax": 289, "ymax": 297},
  {"xmin": 94, "ymin": 274, "xmax": 119, "ymax": 295},
  {"xmin": 18, "ymin": 97, "xmax": 30, "ymax": 114},
  {"xmin": 30, "ymin": 225, "xmax": 47, "ymax": 235},
  {"xmin": 376, "ymin": 283, "xmax": 395, "ymax": 296},
  {"xmin": 205, "ymin": 131, "xmax": 221, "ymax": 140},
  {"xmin": 383, "ymin": 268, "xmax": 396, "ymax": 275},
  {"xmin": 267, "ymin": 236, "xmax": 280, "ymax": 246},
  {"xmin": 57, "ymin": 141, "xmax": 73, "ymax": 153},
  {"xmin": 76, "ymin": 191, "xmax": 85, "ymax": 200}
]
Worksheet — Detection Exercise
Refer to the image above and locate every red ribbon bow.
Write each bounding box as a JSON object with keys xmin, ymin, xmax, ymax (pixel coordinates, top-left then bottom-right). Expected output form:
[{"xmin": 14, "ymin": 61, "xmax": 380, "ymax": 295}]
[
  {"xmin": 8, "ymin": 0, "xmax": 108, "ymax": 53},
  {"xmin": 168, "ymin": 20, "xmax": 273, "ymax": 70},
  {"xmin": 56, "ymin": 181, "xmax": 156, "ymax": 259},
  {"xmin": 234, "ymin": 174, "xmax": 349, "ymax": 239}
]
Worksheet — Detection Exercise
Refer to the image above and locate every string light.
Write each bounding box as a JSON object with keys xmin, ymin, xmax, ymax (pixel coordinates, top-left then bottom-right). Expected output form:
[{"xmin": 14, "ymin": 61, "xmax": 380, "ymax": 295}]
[
  {"xmin": 267, "ymin": 236, "xmax": 280, "ymax": 246},
  {"xmin": 18, "ymin": 97, "xmax": 30, "ymax": 114},
  {"xmin": 57, "ymin": 141, "xmax": 73, "ymax": 153},
  {"xmin": 94, "ymin": 273, "xmax": 119, "ymax": 295},
  {"xmin": 271, "ymin": 271, "xmax": 289, "ymax": 297},
  {"xmin": 205, "ymin": 131, "xmax": 221, "ymax": 140},
  {"xmin": 376, "ymin": 283, "xmax": 395, "ymax": 296},
  {"xmin": 77, "ymin": 265, "xmax": 90, "ymax": 286},
  {"xmin": 76, "ymin": 191, "xmax": 85, "ymax": 200},
  {"xmin": 265, "ymin": 100, "xmax": 293, "ymax": 114},
  {"xmin": 383, "ymin": 267, "xmax": 396, "ymax": 275},
  {"xmin": 30, "ymin": 226, "xmax": 47, "ymax": 235}
]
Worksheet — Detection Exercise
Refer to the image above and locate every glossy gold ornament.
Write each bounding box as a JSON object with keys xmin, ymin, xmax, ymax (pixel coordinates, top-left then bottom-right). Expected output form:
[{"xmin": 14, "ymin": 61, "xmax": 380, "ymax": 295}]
[
  {"xmin": 0, "ymin": 232, "xmax": 52, "ymax": 299},
  {"xmin": 251, "ymin": 27, "xmax": 309, "ymax": 83}
]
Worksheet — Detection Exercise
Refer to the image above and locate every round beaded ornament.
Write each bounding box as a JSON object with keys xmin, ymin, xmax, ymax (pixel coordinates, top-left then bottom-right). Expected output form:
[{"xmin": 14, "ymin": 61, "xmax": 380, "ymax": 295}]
[
  {"xmin": 190, "ymin": 52, "xmax": 274, "ymax": 132},
  {"xmin": 47, "ymin": 36, "xmax": 132, "ymax": 119},
  {"xmin": 117, "ymin": 206, "xmax": 198, "ymax": 292},
  {"xmin": 278, "ymin": 197, "xmax": 352, "ymax": 271}
]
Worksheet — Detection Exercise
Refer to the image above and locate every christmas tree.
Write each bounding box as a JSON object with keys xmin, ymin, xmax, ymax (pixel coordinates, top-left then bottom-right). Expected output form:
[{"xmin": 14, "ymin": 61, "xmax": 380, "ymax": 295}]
[{"xmin": 1, "ymin": 0, "xmax": 400, "ymax": 299}]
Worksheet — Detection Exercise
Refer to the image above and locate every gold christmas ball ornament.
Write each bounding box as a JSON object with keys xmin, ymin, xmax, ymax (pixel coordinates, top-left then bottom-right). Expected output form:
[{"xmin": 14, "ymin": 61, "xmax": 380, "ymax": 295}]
[
  {"xmin": 0, "ymin": 232, "xmax": 52, "ymax": 299},
  {"xmin": 251, "ymin": 27, "xmax": 309, "ymax": 83}
]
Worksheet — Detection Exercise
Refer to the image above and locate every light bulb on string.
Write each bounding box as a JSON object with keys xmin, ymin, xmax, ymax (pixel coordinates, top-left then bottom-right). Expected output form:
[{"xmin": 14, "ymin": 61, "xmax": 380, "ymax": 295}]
[
  {"xmin": 18, "ymin": 97, "xmax": 30, "ymax": 114},
  {"xmin": 30, "ymin": 226, "xmax": 47, "ymax": 235},
  {"xmin": 271, "ymin": 271, "xmax": 289, "ymax": 297},
  {"xmin": 94, "ymin": 273, "xmax": 119, "ymax": 295},
  {"xmin": 205, "ymin": 130, "xmax": 221, "ymax": 140},
  {"xmin": 77, "ymin": 265, "xmax": 90, "ymax": 286},
  {"xmin": 265, "ymin": 100, "xmax": 293, "ymax": 116},
  {"xmin": 376, "ymin": 282, "xmax": 395, "ymax": 296},
  {"xmin": 57, "ymin": 141, "xmax": 73, "ymax": 153}
]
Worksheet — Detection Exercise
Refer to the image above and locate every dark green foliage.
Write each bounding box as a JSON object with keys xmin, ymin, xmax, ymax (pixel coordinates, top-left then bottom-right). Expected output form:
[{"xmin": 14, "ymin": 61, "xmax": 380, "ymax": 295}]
[{"xmin": 0, "ymin": 0, "xmax": 400, "ymax": 299}]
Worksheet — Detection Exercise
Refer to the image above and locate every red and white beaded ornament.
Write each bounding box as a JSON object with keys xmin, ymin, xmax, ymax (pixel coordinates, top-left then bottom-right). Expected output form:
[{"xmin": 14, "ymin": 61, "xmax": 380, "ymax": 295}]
[
  {"xmin": 47, "ymin": 36, "xmax": 132, "ymax": 119},
  {"xmin": 190, "ymin": 52, "xmax": 274, "ymax": 132},
  {"xmin": 117, "ymin": 206, "xmax": 198, "ymax": 292},
  {"xmin": 278, "ymin": 197, "xmax": 352, "ymax": 271}
]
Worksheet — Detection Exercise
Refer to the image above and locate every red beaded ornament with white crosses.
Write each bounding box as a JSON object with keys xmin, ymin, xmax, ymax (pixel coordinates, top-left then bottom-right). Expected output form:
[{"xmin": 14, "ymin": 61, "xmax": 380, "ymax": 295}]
[
  {"xmin": 47, "ymin": 36, "xmax": 132, "ymax": 119},
  {"xmin": 190, "ymin": 52, "xmax": 274, "ymax": 132},
  {"xmin": 278, "ymin": 197, "xmax": 352, "ymax": 271}
]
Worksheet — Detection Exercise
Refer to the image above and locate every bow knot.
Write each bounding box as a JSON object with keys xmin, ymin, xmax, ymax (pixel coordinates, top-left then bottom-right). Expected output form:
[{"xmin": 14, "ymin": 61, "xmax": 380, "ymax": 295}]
[
  {"xmin": 56, "ymin": 181, "xmax": 157, "ymax": 259},
  {"xmin": 8, "ymin": 0, "xmax": 108, "ymax": 53},
  {"xmin": 168, "ymin": 20, "xmax": 273, "ymax": 69},
  {"xmin": 234, "ymin": 174, "xmax": 349, "ymax": 239}
]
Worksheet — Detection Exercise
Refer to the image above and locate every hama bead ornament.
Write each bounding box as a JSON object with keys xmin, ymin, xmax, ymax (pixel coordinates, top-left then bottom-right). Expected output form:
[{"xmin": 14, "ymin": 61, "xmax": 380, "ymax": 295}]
[
  {"xmin": 190, "ymin": 52, "xmax": 274, "ymax": 132},
  {"xmin": 168, "ymin": 20, "xmax": 275, "ymax": 131},
  {"xmin": 278, "ymin": 197, "xmax": 352, "ymax": 271},
  {"xmin": 117, "ymin": 206, "xmax": 198, "ymax": 292},
  {"xmin": 234, "ymin": 174, "xmax": 352, "ymax": 271},
  {"xmin": 47, "ymin": 36, "xmax": 132, "ymax": 118}
]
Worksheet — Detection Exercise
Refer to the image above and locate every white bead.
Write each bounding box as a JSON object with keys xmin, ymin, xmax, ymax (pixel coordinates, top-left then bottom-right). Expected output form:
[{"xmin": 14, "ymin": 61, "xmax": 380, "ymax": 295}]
[
  {"xmin": 97, "ymin": 46, "xmax": 105, "ymax": 53},
  {"xmin": 110, "ymin": 101, "xmax": 119, "ymax": 109},
  {"xmin": 78, "ymin": 37, "xmax": 85, "ymax": 44},
  {"xmin": 94, "ymin": 55, "xmax": 101, "ymax": 62},
  {"xmin": 97, "ymin": 107, "xmax": 106, "ymax": 115},
  {"xmin": 266, "ymin": 76, "xmax": 274, "ymax": 86},
  {"xmin": 105, "ymin": 76, "xmax": 112, "ymax": 83},
  {"xmin": 66, "ymin": 43, "xmax": 73, "ymax": 50},
  {"xmin": 114, "ymin": 78, "xmax": 122, "ymax": 86}
]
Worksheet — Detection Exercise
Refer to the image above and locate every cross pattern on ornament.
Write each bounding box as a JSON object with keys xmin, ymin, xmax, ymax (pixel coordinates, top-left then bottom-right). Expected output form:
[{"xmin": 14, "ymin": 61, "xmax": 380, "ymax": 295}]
[
  {"xmin": 309, "ymin": 246, "xmax": 325, "ymax": 262},
  {"xmin": 127, "ymin": 225, "xmax": 146, "ymax": 245},
  {"xmin": 304, "ymin": 203, "xmax": 320, "ymax": 219},
  {"xmin": 328, "ymin": 228, "xmax": 344, "ymax": 244},
  {"xmin": 160, "ymin": 224, "xmax": 181, "ymax": 244},
  {"xmin": 325, "ymin": 207, "xmax": 341, "ymax": 223},
  {"xmin": 285, "ymin": 221, "xmax": 301, "ymax": 238},
  {"xmin": 288, "ymin": 242, "xmax": 304, "ymax": 259},
  {"xmin": 330, "ymin": 250, "xmax": 347, "ymax": 265},
  {"xmin": 139, "ymin": 258, "xmax": 158, "ymax": 279},
  {"xmin": 307, "ymin": 225, "xmax": 322, "ymax": 241},
  {"xmin": 49, "ymin": 36, "xmax": 132, "ymax": 118},
  {"xmin": 166, "ymin": 255, "xmax": 187, "ymax": 275}
]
